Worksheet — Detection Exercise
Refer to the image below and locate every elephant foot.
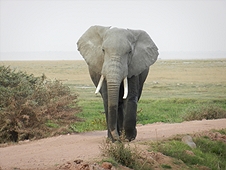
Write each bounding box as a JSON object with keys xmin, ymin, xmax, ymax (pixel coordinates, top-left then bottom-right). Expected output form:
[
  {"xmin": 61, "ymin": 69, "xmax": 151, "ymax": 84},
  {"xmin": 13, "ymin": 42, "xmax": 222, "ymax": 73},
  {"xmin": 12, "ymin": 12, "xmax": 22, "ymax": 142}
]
[
  {"xmin": 107, "ymin": 128, "xmax": 137, "ymax": 142},
  {"xmin": 111, "ymin": 129, "xmax": 120, "ymax": 140},
  {"xmin": 125, "ymin": 128, "xmax": 137, "ymax": 142},
  {"xmin": 107, "ymin": 129, "xmax": 120, "ymax": 142}
]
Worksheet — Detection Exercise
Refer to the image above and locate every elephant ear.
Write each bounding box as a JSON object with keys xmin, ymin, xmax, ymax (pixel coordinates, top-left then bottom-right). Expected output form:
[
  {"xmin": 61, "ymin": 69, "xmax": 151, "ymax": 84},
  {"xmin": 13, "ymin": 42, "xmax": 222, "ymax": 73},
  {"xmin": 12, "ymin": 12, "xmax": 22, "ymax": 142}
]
[
  {"xmin": 77, "ymin": 25, "xmax": 110, "ymax": 74},
  {"xmin": 127, "ymin": 29, "xmax": 159, "ymax": 78}
]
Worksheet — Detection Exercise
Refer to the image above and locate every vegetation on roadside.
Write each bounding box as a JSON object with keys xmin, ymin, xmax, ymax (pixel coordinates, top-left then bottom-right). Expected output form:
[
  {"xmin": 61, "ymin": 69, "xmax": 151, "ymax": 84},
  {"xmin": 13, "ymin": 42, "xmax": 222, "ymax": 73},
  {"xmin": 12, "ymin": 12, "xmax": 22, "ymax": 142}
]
[
  {"xmin": 150, "ymin": 129, "xmax": 226, "ymax": 170},
  {"xmin": 0, "ymin": 65, "xmax": 80, "ymax": 143},
  {"xmin": 100, "ymin": 135, "xmax": 153, "ymax": 170},
  {"xmin": 99, "ymin": 129, "xmax": 226, "ymax": 170},
  {"xmin": 71, "ymin": 96, "xmax": 226, "ymax": 169}
]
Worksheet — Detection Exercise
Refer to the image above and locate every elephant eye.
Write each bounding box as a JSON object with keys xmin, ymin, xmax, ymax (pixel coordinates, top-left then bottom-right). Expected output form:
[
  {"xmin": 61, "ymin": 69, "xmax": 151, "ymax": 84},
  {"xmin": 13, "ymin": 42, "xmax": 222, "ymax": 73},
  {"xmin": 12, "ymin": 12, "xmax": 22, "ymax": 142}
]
[
  {"xmin": 102, "ymin": 49, "xmax": 105, "ymax": 53},
  {"xmin": 128, "ymin": 50, "xmax": 132, "ymax": 54}
]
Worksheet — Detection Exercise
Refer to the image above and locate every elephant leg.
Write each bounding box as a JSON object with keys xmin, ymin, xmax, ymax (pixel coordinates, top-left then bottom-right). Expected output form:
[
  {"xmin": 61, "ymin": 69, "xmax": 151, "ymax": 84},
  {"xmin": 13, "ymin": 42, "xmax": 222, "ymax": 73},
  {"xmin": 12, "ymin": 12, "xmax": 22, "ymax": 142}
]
[
  {"xmin": 117, "ymin": 83, "xmax": 124, "ymax": 136},
  {"xmin": 123, "ymin": 69, "xmax": 149, "ymax": 141},
  {"xmin": 88, "ymin": 69, "xmax": 111, "ymax": 138},
  {"xmin": 123, "ymin": 76, "xmax": 139, "ymax": 141},
  {"xmin": 99, "ymin": 80, "xmax": 111, "ymax": 138},
  {"xmin": 138, "ymin": 68, "xmax": 149, "ymax": 100}
]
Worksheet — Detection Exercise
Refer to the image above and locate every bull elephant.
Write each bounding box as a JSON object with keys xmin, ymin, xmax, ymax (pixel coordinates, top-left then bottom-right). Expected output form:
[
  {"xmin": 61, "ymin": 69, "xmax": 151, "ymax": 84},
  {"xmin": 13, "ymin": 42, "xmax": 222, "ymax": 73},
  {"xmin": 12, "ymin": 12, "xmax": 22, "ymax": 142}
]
[{"xmin": 77, "ymin": 25, "xmax": 158, "ymax": 141}]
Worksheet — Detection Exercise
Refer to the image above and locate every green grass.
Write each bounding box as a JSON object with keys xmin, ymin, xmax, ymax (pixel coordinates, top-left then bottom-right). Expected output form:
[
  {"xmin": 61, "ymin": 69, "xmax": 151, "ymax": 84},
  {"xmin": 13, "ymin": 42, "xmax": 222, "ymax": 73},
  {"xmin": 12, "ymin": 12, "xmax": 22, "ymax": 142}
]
[
  {"xmin": 45, "ymin": 120, "xmax": 60, "ymax": 128},
  {"xmin": 72, "ymin": 98, "xmax": 226, "ymax": 133},
  {"xmin": 138, "ymin": 98, "xmax": 226, "ymax": 124},
  {"xmin": 150, "ymin": 130, "xmax": 226, "ymax": 170},
  {"xmin": 70, "ymin": 100, "xmax": 106, "ymax": 132},
  {"xmin": 137, "ymin": 99, "xmax": 193, "ymax": 124},
  {"xmin": 161, "ymin": 164, "xmax": 172, "ymax": 169},
  {"xmin": 215, "ymin": 129, "xmax": 226, "ymax": 135}
]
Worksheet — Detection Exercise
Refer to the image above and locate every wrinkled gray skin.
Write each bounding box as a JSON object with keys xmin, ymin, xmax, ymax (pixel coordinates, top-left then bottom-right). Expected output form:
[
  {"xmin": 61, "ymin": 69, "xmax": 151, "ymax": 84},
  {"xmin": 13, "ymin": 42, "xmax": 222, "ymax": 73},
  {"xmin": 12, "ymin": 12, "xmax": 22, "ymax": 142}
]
[{"xmin": 77, "ymin": 25, "xmax": 158, "ymax": 141}]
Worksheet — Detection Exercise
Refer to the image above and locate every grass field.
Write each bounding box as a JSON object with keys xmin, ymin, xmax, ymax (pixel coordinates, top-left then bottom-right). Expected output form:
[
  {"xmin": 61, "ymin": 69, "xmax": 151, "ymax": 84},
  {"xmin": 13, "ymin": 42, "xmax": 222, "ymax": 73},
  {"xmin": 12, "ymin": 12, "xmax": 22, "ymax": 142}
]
[
  {"xmin": 1, "ymin": 59, "xmax": 226, "ymax": 100},
  {"xmin": 1, "ymin": 59, "xmax": 226, "ymax": 130}
]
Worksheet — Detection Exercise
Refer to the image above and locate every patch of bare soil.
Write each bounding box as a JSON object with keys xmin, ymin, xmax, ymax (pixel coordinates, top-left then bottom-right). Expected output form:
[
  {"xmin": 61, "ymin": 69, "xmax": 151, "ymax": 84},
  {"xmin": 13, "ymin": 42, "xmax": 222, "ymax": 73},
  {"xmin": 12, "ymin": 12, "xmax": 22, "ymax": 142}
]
[{"xmin": 0, "ymin": 119, "xmax": 226, "ymax": 170}]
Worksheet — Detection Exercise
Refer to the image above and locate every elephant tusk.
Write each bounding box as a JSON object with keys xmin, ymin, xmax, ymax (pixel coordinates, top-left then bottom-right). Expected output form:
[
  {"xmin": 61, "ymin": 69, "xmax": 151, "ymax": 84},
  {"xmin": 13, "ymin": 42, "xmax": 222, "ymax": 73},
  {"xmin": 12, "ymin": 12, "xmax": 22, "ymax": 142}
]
[
  {"xmin": 95, "ymin": 75, "xmax": 104, "ymax": 94},
  {"xmin": 123, "ymin": 77, "xmax": 128, "ymax": 99}
]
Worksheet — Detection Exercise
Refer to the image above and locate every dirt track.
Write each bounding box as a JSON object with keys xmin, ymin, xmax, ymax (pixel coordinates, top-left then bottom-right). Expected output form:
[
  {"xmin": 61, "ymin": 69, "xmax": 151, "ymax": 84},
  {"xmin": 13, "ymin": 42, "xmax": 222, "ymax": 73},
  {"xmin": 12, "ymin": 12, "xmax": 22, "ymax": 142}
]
[{"xmin": 1, "ymin": 119, "xmax": 226, "ymax": 170}]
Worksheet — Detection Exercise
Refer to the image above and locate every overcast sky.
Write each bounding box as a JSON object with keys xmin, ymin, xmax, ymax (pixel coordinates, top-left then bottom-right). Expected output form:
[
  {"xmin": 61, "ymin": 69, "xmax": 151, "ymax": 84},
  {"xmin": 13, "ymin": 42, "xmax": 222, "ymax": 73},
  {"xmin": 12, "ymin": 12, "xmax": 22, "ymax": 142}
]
[{"xmin": 0, "ymin": 0, "xmax": 226, "ymax": 60}]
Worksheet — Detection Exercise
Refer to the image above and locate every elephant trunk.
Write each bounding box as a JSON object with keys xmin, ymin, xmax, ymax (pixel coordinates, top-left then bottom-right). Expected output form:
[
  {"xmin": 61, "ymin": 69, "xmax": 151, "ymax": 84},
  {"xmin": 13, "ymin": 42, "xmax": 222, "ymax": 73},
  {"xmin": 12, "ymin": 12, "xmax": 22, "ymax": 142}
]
[
  {"xmin": 107, "ymin": 79, "xmax": 120, "ymax": 140},
  {"xmin": 106, "ymin": 67, "xmax": 128, "ymax": 138},
  {"xmin": 95, "ymin": 74, "xmax": 128, "ymax": 140}
]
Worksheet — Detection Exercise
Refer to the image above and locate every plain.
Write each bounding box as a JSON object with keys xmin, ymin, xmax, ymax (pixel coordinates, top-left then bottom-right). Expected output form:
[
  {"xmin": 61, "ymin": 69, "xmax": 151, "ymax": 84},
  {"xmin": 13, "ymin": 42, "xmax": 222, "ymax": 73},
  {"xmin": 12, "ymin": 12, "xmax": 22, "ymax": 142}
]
[{"xmin": 1, "ymin": 59, "xmax": 226, "ymax": 132}]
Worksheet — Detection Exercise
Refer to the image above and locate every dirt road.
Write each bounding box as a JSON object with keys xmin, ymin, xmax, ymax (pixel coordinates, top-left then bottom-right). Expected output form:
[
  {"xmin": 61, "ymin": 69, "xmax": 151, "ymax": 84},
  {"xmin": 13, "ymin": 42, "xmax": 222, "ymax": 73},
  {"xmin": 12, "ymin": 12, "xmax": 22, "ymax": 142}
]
[{"xmin": 1, "ymin": 119, "xmax": 226, "ymax": 170}]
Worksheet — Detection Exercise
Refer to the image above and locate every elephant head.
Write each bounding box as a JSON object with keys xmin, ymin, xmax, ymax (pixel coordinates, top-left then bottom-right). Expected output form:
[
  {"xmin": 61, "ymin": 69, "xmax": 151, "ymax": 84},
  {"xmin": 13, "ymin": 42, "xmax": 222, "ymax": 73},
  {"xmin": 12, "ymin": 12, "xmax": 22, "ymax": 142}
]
[{"xmin": 77, "ymin": 25, "xmax": 158, "ymax": 141}]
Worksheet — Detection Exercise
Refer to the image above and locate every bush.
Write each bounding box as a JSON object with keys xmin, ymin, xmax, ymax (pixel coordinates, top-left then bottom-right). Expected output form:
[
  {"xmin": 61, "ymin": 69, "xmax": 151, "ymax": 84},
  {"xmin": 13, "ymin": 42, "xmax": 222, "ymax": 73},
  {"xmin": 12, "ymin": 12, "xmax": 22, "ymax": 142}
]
[{"xmin": 0, "ymin": 65, "xmax": 80, "ymax": 143}]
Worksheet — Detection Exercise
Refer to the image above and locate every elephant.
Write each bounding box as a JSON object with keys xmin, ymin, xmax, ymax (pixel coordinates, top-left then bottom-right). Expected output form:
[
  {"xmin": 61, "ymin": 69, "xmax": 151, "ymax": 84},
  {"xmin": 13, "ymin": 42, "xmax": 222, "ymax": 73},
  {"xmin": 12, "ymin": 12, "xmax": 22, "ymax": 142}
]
[{"xmin": 77, "ymin": 25, "xmax": 159, "ymax": 142}]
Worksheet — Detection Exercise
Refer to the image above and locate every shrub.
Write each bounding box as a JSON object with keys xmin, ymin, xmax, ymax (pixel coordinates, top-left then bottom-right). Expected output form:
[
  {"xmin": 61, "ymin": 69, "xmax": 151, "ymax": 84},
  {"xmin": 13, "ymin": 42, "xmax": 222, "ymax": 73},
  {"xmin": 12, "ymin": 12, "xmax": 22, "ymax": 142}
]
[{"xmin": 0, "ymin": 65, "xmax": 80, "ymax": 143}]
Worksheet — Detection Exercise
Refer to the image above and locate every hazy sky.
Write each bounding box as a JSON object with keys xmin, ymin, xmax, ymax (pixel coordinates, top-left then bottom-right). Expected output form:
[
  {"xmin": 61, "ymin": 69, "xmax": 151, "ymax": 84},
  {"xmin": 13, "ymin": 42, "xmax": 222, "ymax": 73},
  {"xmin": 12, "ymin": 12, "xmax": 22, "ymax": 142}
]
[{"xmin": 0, "ymin": 0, "xmax": 226, "ymax": 60}]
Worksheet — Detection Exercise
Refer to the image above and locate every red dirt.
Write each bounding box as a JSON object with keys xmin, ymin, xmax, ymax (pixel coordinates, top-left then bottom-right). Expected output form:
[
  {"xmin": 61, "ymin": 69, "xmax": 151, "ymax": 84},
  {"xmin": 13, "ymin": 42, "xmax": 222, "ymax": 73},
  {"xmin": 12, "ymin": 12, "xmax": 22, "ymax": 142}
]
[{"xmin": 0, "ymin": 119, "xmax": 226, "ymax": 170}]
